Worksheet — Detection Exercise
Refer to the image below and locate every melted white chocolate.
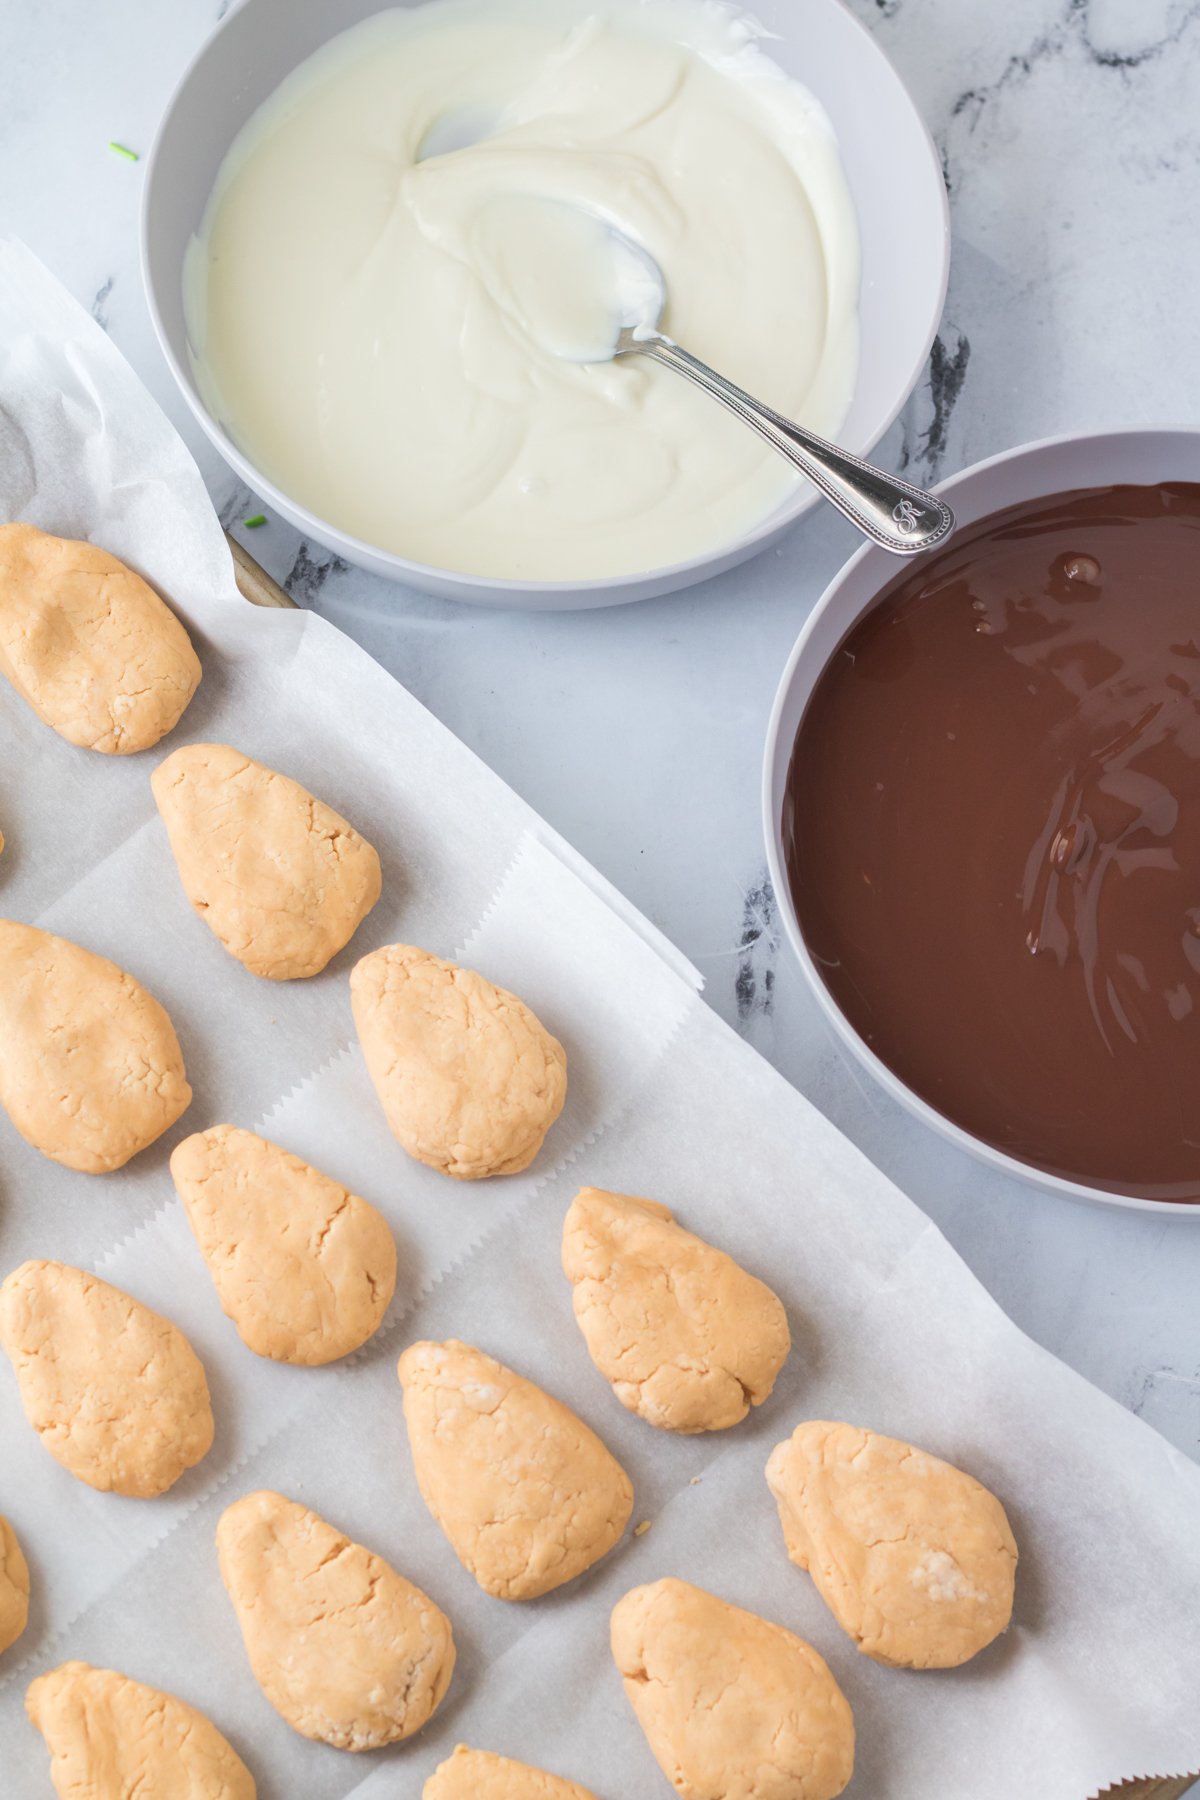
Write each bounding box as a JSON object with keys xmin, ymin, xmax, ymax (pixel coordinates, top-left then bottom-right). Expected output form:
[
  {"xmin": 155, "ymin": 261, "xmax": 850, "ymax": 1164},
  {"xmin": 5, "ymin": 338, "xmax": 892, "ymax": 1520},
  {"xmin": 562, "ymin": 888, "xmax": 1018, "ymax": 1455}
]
[{"xmin": 187, "ymin": 0, "xmax": 859, "ymax": 580}]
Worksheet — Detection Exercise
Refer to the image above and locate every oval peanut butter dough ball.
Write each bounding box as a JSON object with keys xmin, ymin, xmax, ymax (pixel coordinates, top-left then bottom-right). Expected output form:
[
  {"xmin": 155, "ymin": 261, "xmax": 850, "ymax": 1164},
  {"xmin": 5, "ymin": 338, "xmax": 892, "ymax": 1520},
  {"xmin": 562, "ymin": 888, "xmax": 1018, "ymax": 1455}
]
[
  {"xmin": 397, "ymin": 1339, "xmax": 632, "ymax": 1600},
  {"xmin": 26, "ymin": 1662, "xmax": 255, "ymax": 1799},
  {"xmin": 0, "ymin": 1260, "xmax": 214, "ymax": 1498},
  {"xmin": 612, "ymin": 1578, "xmax": 854, "ymax": 1800},
  {"xmin": 0, "ymin": 920, "xmax": 191, "ymax": 1173},
  {"xmin": 217, "ymin": 1490, "xmax": 455, "ymax": 1751},
  {"xmin": 351, "ymin": 944, "xmax": 567, "ymax": 1179},
  {"xmin": 424, "ymin": 1745, "xmax": 600, "ymax": 1799},
  {"xmin": 0, "ymin": 524, "xmax": 200, "ymax": 753},
  {"xmin": 562, "ymin": 1187, "xmax": 790, "ymax": 1434},
  {"xmin": 0, "ymin": 1514, "xmax": 30, "ymax": 1654},
  {"xmin": 170, "ymin": 1125, "xmax": 396, "ymax": 1365},
  {"xmin": 765, "ymin": 1420, "xmax": 1018, "ymax": 1669},
  {"xmin": 152, "ymin": 743, "xmax": 382, "ymax": 980}
]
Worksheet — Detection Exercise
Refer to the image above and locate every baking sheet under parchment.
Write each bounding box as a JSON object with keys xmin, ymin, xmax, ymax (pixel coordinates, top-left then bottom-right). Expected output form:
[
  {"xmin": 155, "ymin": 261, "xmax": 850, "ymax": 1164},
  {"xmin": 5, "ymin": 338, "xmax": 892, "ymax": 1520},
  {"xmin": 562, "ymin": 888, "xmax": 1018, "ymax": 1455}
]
[{"xmin": 0, "ymin": 239, "xmax": 1197, "ymax": 1799}]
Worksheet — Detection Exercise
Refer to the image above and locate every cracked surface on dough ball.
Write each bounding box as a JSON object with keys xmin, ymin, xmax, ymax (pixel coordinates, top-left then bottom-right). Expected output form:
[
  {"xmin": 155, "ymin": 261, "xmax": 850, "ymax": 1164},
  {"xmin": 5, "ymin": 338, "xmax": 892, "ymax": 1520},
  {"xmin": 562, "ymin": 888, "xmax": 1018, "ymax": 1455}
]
[
  {"xmin": 351, "ymin": 944, "xmax": 567, "ymax": 1179},
  {"xmin": 0, "ymin": 524, "xmax": 200, "ymax": 753},
  {"xmin": 0, "ymin": 920, "xmax": 191, "ymax": 1173},
  {"xmin": 765, "ymin": 1420, "xmax": 1018, "ymax": 1669},
  {"xmin": 0, "ymin": 1514, "xmax": 30, "ymax": 1654},
  {"xmin": 562, "ymin": 1188, "xmax": 790, "ymax": 1433},
  {"xmin": 0, "ymin": 1260, "xmax": 214, "ymax": 1497},
  {"xmin": 152, "ymin": 743, "xmax": 382, "ymax": 979},
  {"xmin": 170, "ymin": 1125, "xmax": 396, "ymax": 1365},
  {"xmin": 611, "ymin": 1578, "xmax": 854, "ymax": 1800},
  {"xmin": 25, "ymin": 1662, "xmax": 255, "ymax": 1799},
  {"xmin": 217, "ymin": 1490, "xmax": 455, "ymax": 1751},
  {"xmin": 397, "ymin": 1339, "xmax": 632, "ymax": 1599},
  {"xmin": 424, "ymin": 1744, "xmax": 600, "ymax": 1799}
]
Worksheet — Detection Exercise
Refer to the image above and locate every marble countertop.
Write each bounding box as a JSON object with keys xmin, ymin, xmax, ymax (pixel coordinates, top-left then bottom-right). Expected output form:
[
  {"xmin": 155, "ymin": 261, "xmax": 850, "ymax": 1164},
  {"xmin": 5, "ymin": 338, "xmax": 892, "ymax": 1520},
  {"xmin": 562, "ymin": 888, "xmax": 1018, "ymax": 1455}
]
[{"xmin": 2, "ymin": 0, "xmax": 1199, "ymax": 1664}]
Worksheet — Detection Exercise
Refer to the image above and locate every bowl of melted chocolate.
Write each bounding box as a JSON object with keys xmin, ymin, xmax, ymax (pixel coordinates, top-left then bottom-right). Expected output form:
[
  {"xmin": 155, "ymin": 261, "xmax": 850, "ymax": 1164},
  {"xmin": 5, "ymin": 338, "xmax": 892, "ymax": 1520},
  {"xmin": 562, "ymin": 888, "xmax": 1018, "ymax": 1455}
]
[{"xmin": 765, "ymin": 429, "xmax": 1200, "ymax": 1211}]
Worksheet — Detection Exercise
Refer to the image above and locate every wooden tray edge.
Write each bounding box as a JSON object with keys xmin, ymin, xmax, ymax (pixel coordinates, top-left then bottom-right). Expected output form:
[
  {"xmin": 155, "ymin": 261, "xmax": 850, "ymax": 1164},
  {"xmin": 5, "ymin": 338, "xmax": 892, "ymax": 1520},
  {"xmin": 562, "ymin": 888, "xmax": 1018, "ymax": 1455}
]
[
  {"xmin": 1100, "ymin": 1780, "xmax": 1197, "ymax": 1799},
  {"xmin": 226, "ymin": 532, "xmax": 297, "ymax": 609}
]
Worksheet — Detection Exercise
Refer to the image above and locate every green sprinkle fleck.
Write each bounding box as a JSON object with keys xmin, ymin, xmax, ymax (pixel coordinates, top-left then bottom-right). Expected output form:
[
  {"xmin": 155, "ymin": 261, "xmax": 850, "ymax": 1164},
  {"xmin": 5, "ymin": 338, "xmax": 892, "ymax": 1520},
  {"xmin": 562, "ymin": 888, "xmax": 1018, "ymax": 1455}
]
[
  {"xmin": 108, "ymin": 142, "xmax": 139, "ymax": 162},
  {"xmin": 243, "ymin": 514, "xmax": 267, "ymax": 528}
]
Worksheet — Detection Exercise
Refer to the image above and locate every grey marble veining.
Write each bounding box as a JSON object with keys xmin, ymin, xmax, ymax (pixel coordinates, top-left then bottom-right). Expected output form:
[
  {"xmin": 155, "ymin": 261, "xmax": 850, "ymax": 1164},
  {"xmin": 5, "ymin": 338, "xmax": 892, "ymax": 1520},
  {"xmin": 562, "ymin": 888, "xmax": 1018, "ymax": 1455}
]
[{"xmin": 1, "ymin": 0, "xmax": 1199, "ymax": 1586}]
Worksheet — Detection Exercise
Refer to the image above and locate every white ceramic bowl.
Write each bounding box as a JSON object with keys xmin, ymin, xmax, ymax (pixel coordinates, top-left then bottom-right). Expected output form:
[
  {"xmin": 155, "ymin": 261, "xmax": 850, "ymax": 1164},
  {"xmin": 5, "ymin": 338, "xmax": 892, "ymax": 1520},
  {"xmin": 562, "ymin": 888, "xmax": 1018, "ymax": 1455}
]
[
  {"xmin": 141, "ymin": 0, "xmax": 949, "ymax": 609},
  {"xmin": 764, "ymin": 425, "xmax": 1200, "ymax": 1218}
]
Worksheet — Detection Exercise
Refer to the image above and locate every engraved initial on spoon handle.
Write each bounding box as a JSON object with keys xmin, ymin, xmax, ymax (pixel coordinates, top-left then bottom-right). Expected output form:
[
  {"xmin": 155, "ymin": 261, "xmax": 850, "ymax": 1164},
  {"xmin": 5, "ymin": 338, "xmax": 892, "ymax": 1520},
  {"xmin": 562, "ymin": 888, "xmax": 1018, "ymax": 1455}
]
[{"xmin": 630, "ymin": 334, "xmax": 955, "ymax": 556}]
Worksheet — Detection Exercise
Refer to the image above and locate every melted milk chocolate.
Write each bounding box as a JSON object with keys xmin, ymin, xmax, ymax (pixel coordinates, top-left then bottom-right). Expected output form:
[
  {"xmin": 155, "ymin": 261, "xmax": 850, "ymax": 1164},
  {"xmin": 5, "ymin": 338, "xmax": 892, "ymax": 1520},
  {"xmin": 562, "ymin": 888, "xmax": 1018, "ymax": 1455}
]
[{"xmin": 783, "ymin": 483, "xmax": 1200, "ymax": 1201}]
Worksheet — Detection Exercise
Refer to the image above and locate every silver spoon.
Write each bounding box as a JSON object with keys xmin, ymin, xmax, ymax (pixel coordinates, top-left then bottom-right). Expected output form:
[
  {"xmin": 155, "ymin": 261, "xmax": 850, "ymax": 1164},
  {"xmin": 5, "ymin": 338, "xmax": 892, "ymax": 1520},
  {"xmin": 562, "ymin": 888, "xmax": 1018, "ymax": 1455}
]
[
  {"xmin": 415, "ymin": 122, "xmax": 954, "ymax": 558},
  {"xmin": 582, "ymin": 227, "xmax": 954, "ymax": 558}
]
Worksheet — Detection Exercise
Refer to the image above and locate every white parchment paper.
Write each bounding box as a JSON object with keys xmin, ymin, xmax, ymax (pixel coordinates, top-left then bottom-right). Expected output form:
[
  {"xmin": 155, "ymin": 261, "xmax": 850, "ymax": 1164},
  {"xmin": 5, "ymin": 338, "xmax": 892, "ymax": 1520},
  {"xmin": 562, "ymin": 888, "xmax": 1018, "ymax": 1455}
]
[{"xmin": 0, "ymin": 240, "xmax": 1197, "ymax": 1799}]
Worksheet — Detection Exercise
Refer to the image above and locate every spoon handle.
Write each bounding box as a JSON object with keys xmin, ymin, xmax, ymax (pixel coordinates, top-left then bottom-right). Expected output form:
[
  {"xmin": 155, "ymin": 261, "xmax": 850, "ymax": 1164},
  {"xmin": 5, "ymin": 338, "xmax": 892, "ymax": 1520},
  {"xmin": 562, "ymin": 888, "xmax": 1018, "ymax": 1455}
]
[{"xmin": 631, "ymin": 334, "xmax": 954, "ymax": 556}]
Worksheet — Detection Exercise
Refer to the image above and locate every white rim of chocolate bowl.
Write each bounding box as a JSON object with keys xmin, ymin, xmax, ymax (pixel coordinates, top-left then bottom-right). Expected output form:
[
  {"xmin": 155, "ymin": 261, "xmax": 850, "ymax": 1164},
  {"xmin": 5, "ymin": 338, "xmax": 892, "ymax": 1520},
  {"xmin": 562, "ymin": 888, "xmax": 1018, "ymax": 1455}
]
[
  {"xmin": 763, "ymin": 423, "xmax": 1200, "ymax": 1219},
  {"xmin": 139, "ymin": 0, "xmax": 950, "ymax": 611}
]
